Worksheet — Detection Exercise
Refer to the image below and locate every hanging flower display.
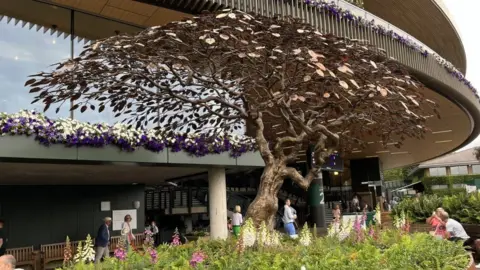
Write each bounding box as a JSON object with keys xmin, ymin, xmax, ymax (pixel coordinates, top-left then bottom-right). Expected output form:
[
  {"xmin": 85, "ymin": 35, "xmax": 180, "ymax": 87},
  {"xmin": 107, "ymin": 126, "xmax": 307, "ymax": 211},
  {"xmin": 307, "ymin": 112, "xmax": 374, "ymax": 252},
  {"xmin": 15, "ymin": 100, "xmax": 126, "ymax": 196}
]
[{"xmin": 0, "ymin": 110, "xmax": 256, "ymax": 157}]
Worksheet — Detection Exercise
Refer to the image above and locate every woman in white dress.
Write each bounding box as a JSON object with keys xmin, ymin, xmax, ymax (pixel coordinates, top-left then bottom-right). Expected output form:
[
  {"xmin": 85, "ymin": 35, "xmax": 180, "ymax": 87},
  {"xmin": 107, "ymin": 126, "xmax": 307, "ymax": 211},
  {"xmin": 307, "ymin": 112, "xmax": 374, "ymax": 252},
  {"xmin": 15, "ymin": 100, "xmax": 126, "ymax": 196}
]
[{"xmin": 121, "ymin": 214, "xmax": 135, "ymax": 251}]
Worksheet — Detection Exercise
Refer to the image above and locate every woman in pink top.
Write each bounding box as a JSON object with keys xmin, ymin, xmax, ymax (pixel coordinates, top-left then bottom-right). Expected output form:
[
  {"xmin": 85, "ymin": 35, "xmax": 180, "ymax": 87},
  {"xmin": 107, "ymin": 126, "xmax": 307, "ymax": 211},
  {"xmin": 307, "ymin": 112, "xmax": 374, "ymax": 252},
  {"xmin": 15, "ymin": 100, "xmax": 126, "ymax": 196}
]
[{"xmin": 426, "ymin": 208, "xmax": 447, "ymax": 239}]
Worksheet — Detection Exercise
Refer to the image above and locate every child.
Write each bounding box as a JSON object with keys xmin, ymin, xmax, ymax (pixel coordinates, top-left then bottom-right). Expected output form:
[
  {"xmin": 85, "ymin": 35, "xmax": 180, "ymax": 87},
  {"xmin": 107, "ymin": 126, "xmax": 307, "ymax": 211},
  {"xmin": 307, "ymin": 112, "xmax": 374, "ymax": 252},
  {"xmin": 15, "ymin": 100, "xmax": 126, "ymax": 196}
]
[
  {"xmin": 227, "ymin": 218, "xmax": 232, "ymax": 232},
  {"xmin": 232, "ymin": 205, "xmax": 243, "ymax": 237},
  {"xmin": 332, "ymin": 204, "xmax": 341, "ymax": 223}
]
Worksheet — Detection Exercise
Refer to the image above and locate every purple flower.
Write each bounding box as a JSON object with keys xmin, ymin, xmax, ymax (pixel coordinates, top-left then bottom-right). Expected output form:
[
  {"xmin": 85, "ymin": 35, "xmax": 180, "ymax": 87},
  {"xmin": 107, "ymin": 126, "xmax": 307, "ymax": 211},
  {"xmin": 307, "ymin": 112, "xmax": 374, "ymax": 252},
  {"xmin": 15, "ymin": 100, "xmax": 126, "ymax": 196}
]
[
  {"xmin": 368, "ymin": 227, "xmax": 375, "ymax": 238},
  {"xmin": 0, "ymin": 111, "xmax": 257, "ymax": 157},
  {"xmin": 148, "ymin": 248, "xmax": 158, "ymax": 263},
  {"xmin": 171, "ymin": 228, "xmax": 182, "ymax": 246},
  {"xmin": 189, "ymin": 251, "xmax": 207, "ymax": 268},
  {"xmin": 114, "ymin": 248, "xmax": 127, "ymax": 261}
]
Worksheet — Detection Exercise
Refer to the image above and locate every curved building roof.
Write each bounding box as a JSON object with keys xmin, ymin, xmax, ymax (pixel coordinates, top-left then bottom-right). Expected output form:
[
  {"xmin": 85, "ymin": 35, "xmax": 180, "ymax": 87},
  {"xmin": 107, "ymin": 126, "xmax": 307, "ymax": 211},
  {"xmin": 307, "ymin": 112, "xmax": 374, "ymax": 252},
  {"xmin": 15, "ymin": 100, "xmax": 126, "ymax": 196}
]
[
  {"xmin": 364, "ymin": 0, "xmax": 467, "ymax": 73},
  {"xmin": 0, "ymin": 0, "xmax": 478, "ymax": 170}
]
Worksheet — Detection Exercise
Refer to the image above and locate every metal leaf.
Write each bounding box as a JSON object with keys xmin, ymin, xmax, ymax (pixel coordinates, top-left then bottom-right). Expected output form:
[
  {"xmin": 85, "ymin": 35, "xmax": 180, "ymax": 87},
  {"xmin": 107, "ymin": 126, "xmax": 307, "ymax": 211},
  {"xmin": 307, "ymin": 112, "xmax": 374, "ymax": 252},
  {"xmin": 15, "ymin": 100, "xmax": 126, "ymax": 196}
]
[
  {"xmin": 205, "ymin": 38, "xmax": 216, "ymax": 44},
  {"xmin": 339, "ymin": 81, "xmax": 349, "ymax": 89},
  {"xmin": 377, "ymin": 86, "xmax": 388, "ymax": 97},
  {"xmin": 216, "ymin": 13, "xmax": 229, "ymax": 18}
]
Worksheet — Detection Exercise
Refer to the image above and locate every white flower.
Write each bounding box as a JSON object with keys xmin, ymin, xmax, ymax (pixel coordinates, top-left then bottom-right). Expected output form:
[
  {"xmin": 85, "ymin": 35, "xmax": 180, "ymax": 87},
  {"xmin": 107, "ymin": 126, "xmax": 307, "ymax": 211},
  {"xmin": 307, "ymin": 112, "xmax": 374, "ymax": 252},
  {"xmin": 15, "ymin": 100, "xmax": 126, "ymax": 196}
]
[
  {"xmin": 299, "ymin": 224, "xmax": 312, "ymax": 246},
  {"xmin": 242, "ymin": 218, "xmax": 256, "ymax": 247}
]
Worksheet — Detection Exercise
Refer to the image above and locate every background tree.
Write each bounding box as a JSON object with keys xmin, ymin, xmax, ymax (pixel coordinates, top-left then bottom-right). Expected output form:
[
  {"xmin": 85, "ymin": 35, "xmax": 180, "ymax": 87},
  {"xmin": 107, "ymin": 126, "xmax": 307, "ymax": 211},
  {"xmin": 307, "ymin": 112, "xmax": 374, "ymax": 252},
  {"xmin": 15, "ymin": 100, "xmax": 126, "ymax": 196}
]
[
  {"xmin": 383, "ymin": 165, "xmax": 416, "ymax": 182},
  {"xmin": 26, "ymin": 10, "xmax": 437, "ymax": 227}
]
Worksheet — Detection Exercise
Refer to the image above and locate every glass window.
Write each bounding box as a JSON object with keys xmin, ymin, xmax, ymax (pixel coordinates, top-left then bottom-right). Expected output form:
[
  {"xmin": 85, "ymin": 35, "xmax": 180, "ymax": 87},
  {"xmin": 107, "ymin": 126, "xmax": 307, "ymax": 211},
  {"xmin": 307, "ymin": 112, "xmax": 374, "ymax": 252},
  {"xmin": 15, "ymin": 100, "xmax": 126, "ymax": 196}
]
[
  {"xmin": 472, "ymin": 165, "xmax": 480, "ymax": 174},
  {"xmin": 72, "ymin": 12, "xmax": 143, "ymax": 124},
  {"xmin": 429, "ymin": 167, "xmax": 446, "ymax": 176},
  {"xmin": 0, "ymin": 2, "xmax": 71, "ymax": 118},
  {"xmin": 450, "ymin": 166, "xmax": 468, "ymax": 176}
]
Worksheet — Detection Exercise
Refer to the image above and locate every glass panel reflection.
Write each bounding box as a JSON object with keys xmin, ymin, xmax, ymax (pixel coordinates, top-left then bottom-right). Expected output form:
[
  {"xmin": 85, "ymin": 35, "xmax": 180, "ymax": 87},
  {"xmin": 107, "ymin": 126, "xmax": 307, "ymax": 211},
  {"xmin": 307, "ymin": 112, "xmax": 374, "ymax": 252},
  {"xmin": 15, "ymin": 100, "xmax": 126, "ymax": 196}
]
[
  {"xmin": 72, "ymin": 11, "xmax": 143, "ymax": 124},
  {"xmin": 0, "ymin": 5, "xmax": 71, "ymax": 118}
]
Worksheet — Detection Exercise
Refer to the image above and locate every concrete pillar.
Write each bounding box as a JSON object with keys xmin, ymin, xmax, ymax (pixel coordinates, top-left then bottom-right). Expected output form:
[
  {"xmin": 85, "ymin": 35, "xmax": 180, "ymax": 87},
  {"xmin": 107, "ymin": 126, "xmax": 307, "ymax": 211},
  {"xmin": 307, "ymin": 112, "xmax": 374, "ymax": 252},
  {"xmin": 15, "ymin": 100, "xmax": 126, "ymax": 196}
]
[
  {"xmin": 208, "ymin": 167, "xmax": 228, "ymax": 240},
  {"xmin": 185, "ymin": 216, "xmax": 193, "ymax": 234},
  {"xmin": 308, "ymin": 171, "xmax": 326, "ymax": 228}
]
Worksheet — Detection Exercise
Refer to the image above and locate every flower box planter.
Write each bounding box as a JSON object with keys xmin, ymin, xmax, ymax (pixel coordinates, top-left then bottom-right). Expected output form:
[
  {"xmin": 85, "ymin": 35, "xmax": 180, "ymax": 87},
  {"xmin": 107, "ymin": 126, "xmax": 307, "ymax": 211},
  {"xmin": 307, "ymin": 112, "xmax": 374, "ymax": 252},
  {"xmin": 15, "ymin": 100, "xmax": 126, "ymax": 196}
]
[
  {"xmin": 467, "ymin": 254, "xmax": 476, "ymax": 270},
  {"xmin": 463, "ymin": 224, "xmax": 480, "ymax": 239},
  {"xmin": 410, "ymin": 223, "xmax": 431, "ymax": 233}
]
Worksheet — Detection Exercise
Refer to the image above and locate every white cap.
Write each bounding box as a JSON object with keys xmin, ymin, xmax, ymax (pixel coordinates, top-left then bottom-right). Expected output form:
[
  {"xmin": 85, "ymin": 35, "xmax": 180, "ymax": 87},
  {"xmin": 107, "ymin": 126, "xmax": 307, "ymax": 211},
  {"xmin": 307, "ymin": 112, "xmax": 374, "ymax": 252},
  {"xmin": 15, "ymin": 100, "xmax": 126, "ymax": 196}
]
[{"xmin": 104, "ymin": 217, "xmax": 112, "ymax": 221}]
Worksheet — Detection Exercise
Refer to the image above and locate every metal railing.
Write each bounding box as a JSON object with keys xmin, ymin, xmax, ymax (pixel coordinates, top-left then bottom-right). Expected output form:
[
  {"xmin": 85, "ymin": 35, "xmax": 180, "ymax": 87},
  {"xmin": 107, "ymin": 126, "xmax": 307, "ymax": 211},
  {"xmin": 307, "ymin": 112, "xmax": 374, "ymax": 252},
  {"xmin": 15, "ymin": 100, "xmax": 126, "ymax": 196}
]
[{"xmin": 211, "ymin": 0, "xmax": 479, "ymax": 113}]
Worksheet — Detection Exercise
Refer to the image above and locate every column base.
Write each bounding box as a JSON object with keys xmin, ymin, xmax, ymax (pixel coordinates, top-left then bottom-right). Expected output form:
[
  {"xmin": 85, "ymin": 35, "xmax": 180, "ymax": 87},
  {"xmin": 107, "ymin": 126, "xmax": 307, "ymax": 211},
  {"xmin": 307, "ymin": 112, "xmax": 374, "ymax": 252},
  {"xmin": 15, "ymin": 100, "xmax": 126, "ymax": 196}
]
[{"xmin": 310, "ymin": 205, "xmax": 326, "ymax": 228}]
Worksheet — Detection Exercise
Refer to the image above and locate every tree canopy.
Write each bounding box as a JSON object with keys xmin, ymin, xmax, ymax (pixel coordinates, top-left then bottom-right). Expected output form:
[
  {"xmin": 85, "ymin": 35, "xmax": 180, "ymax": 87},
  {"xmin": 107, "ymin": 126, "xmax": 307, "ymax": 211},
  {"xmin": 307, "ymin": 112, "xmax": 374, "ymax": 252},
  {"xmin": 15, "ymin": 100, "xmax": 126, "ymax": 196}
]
[{"xmin": 26, "ymin": 9, "xmax": 437, "ymax": 225}]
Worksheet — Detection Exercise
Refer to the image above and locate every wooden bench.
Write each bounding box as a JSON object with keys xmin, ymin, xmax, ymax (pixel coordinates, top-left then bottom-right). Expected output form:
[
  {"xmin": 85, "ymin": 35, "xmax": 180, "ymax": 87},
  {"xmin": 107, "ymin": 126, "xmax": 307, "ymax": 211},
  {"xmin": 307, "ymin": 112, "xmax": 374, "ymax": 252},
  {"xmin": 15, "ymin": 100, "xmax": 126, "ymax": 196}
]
[
  {"xmin": 40, "ymin": 233, "xmax": 145, "ymax": 268},
  {"xmin": 109, "ymin": 233, "xmax": 145, "ymax": 251},
  {"xmin": 6, "ymin": 246, "xmax": 35, "ymax": 270},
  {"xmin": 40, "ymin": 241, "xmax": 79, "ymax": 269}
]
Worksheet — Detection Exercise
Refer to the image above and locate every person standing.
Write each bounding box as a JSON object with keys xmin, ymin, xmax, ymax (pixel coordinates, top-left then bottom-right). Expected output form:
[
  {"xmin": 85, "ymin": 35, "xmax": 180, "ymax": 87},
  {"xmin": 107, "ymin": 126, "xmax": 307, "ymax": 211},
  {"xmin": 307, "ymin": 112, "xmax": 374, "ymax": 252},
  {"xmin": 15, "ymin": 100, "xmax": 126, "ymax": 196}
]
[
  {"xmin": 282, "ymin": 199, "xmax": 297, "ymax": 237},
  {"xmin": 231, "ymin": 205, "xmax": 243, "ymax": 237},
  {"xmin": 95, "ymin": 217, "xmax": 111, "ymax": 263},
  {"xmin": 150, "ymin": 221, "xmax": 159, "ymax": 246},
  {"xmin": 121, "ymin": 215, "xmax": 135, "ymax": 251},
  {"xmin": 352, "ymin": 195, "xmax": 360, "ymax": 212},
  {"xmin": 0, "ymin": 220, "xmax": 6, "ymax": 257},
  {"xmin": 332, "ymin": 204, "xmax": 341, "ymax": 223}
]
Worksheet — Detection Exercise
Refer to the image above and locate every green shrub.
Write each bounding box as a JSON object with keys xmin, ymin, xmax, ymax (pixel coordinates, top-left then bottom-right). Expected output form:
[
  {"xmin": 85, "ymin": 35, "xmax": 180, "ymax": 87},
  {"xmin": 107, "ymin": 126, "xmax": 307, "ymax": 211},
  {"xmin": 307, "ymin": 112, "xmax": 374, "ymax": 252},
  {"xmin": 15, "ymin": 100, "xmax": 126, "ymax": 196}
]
[{"xmin": 392, "ymin": 192, "xmax": 480, "ymax": 224}]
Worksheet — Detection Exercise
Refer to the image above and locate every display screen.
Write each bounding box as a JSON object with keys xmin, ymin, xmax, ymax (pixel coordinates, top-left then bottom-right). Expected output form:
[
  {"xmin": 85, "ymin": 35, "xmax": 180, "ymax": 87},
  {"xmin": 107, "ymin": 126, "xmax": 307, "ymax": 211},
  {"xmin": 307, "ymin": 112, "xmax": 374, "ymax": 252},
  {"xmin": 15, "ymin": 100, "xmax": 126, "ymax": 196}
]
[
  {"xmin": 321, "ymin": 153, "xmax": 344, "ymax": 172},
  {"xmin": 307, "ymin": 146, "xmax": 344, "ymax": 172}
]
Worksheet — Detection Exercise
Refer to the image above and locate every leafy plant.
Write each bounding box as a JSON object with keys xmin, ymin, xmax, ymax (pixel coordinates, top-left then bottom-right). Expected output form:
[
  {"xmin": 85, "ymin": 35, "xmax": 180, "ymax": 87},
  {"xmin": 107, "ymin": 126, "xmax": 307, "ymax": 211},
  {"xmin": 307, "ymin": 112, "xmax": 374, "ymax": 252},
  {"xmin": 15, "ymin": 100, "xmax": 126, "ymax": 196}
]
[
  {"xmin": 59, "ymin": 226, "xmax": 471, "ymax": 270},
  {"xmin": 392, "ymin": 193, "xmax": 480, "ymax": 224}
]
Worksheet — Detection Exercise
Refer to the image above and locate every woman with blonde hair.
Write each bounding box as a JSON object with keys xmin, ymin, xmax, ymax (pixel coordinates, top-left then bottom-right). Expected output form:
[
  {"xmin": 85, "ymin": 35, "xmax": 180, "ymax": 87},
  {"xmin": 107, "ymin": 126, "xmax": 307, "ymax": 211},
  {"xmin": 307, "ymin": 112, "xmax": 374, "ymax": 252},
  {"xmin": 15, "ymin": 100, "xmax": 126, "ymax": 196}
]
[
  {"xmin": 121, "ymin": 214, "xmax": 135, "ymax": 251},
  {"xmin": 231, "ymin": 205, "xmax": 243, "ymax": 237},
  {"xmin": 426, "ymin": 207, "xmax": 447, "ymax": 239}
]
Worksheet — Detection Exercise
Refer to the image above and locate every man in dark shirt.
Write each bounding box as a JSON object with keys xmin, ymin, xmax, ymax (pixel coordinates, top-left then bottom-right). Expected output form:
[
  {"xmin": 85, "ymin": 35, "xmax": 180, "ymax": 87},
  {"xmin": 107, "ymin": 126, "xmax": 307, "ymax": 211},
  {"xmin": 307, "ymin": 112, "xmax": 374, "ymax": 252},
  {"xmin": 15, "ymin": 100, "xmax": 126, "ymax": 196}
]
[{"xmin": 0, "ymin": 220, "xmax": 6, "ymax": 256}]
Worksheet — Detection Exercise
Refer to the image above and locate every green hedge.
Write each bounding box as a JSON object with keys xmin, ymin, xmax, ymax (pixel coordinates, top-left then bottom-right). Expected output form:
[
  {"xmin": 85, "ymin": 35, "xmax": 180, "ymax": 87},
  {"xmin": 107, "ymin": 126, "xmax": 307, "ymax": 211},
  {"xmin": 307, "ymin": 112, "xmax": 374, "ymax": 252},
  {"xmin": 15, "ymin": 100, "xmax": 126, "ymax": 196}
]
[
  {"xmin": 431, "ymin": 188, "xmax": 466, "ymax": 197},
  {"xmin": 422, "ymin": 174, "xmax": 480, "ymax": 192}
]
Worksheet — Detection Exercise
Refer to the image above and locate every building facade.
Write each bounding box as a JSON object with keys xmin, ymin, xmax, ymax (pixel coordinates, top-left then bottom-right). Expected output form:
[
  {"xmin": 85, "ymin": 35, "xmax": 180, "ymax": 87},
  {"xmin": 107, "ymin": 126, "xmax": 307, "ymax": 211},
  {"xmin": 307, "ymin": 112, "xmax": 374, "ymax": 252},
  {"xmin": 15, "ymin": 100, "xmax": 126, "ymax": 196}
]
[
  {"xmin": 415, "ymin": 148, "xmax": 480, "ymax": 177},
  {"xmin": 0, "ymin": 0, "xmax": 479, "ymax": 248}
]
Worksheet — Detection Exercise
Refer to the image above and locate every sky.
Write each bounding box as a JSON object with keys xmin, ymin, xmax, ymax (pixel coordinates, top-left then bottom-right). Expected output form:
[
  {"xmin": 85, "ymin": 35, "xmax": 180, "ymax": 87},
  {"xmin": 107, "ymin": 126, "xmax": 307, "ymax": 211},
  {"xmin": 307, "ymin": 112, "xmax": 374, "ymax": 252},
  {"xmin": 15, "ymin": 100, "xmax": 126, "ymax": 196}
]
[{"xmin": 443, "ymin": 0, "xmax": 480, "ymax": 150}]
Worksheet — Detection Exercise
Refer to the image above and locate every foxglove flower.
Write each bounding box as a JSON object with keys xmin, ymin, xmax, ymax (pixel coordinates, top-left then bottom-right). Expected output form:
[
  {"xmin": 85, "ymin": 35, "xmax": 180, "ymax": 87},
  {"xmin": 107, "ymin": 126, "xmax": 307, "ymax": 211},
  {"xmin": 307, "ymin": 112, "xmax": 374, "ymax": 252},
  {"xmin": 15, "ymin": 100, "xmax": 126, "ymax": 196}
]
[
  {"xmin": 171, "ymin": 227, "xmax": 182, "ymax": 246},
  {"xmin": 114, "ymin": 248, "xmax": 127, "ymax": 261},
  {"xmin": 242, "ymin": 218, "xmax": 256, "ymax": 247},
  {"xmin": 190, "ymin": 251, "xmax": 207, "ymax": 268},
  {"xmin": 257, "ymin": 221, "xmax": 269, "ymax": 247},
  {"xmin": 299, "ymin": 223, "xmax": 312, "ymax": 246}
]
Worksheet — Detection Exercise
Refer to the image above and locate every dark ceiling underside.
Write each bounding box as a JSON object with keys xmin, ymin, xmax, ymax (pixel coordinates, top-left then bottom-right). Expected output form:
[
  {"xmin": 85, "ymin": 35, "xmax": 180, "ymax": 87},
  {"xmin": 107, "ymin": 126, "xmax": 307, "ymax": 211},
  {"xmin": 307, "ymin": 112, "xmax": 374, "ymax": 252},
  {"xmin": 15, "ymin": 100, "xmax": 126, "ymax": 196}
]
[{"xmin": 134, "ymin": 0, "xmax": 223, "ymax": 14}]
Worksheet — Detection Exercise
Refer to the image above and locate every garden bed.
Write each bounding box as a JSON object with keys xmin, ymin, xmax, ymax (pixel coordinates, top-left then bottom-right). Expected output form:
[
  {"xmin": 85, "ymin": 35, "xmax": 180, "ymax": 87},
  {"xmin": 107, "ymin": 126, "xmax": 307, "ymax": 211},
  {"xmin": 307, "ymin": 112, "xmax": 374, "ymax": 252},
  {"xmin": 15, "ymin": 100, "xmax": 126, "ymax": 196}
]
[{"xmin": 60, "ymin": 220, "xmax": 472, "ymax": 270}]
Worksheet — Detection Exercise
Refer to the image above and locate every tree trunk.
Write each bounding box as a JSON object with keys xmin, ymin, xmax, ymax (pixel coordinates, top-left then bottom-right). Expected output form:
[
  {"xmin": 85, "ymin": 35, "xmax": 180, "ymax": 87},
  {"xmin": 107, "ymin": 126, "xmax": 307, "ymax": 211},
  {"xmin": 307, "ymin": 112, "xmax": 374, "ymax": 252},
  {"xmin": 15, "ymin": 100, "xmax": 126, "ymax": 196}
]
[{"xmin": 245, "ymin": 163, "xmax": 284, "ymax": 229}]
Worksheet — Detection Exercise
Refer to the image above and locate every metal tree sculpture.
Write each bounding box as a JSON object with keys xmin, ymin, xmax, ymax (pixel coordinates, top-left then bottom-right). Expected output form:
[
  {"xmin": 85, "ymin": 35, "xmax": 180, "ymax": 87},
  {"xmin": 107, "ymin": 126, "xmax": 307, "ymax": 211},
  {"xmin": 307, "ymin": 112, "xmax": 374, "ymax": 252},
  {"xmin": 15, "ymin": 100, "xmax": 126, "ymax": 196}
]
[{"xmin": 27, "ymin": 10, "xmax": 437, "ymax": 227}]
